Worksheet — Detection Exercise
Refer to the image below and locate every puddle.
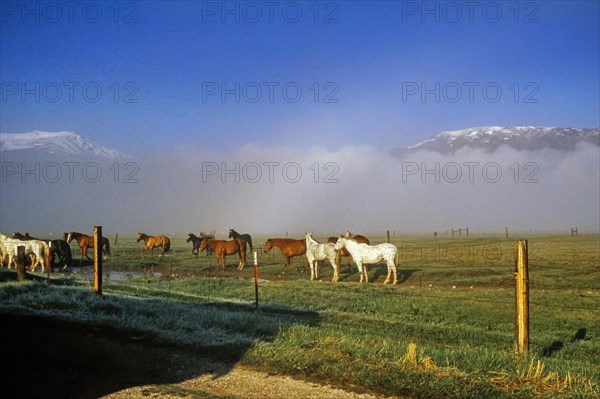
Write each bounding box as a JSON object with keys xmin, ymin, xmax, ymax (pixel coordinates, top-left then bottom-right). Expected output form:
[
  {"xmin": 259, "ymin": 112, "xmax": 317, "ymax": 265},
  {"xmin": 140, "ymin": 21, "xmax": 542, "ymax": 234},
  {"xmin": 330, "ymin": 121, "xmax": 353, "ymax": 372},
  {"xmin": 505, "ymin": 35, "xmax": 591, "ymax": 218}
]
[{"xmin": 68, "ymin": 268, "xmax": 162, "ymax": 281}]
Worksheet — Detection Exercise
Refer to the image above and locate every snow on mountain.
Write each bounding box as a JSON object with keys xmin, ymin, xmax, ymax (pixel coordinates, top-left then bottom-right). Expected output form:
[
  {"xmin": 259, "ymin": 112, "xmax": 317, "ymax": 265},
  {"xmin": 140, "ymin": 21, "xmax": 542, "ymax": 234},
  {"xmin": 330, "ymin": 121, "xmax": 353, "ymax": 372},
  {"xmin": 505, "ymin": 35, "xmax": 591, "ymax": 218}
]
[
  {"xmin": 0, "ymin": 131, "xmax": 125, "ymax": 158},
  {"xmin": 391, "ymin": 126, "xmax": 600, "ymax": 156}
]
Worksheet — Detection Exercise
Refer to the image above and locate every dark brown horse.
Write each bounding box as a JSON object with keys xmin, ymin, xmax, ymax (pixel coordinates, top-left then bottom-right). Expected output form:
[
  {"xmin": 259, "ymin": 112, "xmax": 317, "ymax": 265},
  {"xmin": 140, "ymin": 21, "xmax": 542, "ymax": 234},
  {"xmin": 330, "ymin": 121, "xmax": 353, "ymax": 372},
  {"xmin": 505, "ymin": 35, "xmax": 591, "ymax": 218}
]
[
  {"xmin": 65, "ymin": 231, "xmax": 110, "ymax": 263},
  {"xmin": 136, "ymin": 233, "xmax": 171, "ymax": 258},
  {"xmin": 228, "ymin": 229, "xmax": 253, "ymax": 253},
  {"xmin": 263, "ymin": 238, "xmax": 307, "ymax": 271},
  {"xmin": 186, "ymin": 233, "xmax": 215, "ymax": 258},
  {"xmin": 327, "ymin": 232, "xmax": 370, "ymax": 268},
  {"xmin": 200, "ymin": 239, "xmax": 246, "ymax": 271}
]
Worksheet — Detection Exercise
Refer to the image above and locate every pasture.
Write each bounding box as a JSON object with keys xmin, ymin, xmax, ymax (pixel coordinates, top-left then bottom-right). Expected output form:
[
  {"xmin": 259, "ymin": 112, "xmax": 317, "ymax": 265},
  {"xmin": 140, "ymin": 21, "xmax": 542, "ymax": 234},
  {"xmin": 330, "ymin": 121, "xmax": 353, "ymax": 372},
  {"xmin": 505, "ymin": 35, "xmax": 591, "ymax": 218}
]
[{"xmin": 1, "ymin": 232, "xmax": 598, "ymax": 398}]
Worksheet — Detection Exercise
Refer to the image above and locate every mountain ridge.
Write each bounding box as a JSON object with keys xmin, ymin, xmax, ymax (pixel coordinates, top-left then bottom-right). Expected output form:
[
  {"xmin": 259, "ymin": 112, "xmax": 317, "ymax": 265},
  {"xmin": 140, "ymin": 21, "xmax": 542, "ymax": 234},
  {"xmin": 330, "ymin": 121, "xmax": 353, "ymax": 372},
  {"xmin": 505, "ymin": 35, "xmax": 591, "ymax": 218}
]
[
  {"xmin": 0, "ymin": 131, "xmax": 125, "ymax": 159},
  {"xmin": 392, "ymin": 126, "xmax": 600, "ymax": 157}
]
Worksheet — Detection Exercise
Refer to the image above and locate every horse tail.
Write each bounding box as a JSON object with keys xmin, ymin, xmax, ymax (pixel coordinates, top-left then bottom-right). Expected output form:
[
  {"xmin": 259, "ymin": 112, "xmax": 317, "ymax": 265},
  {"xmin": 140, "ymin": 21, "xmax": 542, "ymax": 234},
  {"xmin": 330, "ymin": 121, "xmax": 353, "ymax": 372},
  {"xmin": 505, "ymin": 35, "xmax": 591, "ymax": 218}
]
[
  {"xmin": 105, "ymin": 238, "xmax": 111, "ymax": 256},
  {"xmin": 394, "ymin": 248, "xmax": 399, "ymax": 267},
  {"xmin": 164, "ymin": 237, "xmax": 171, "ymax": 253},
  {"xmin": 248, "ymin": 237, "xmax": 253, "ymax": 253}
]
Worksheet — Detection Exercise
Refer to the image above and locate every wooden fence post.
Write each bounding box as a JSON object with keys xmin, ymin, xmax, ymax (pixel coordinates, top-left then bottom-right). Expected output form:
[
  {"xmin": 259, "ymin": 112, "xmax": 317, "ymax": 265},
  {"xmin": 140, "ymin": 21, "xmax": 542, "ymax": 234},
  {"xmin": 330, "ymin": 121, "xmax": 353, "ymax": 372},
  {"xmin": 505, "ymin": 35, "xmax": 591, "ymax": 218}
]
[
  {"xmin": 505, "ymin": 226, "xmax": 509, "ymax": 239},
  {"xmin": 386, "ymin": 230, "xmax": 390, "ymax": 243},
  {"xmin": 94, "ymin": 226, "xmax": 103, "ymax": 295},
  {"xmin": 47, "ymin": 241, "xmax": 52, "ymax": 284},
  {"xmin": 254, "ymin": 251, "xmax": 259, "ymax": 312},
  {"xmin": 16, "ymin": 246, "xmax": 26, "ymax": 281},
  {"xmin": 514, "ymin": 240, "xmax": 529, "ymax": 353}
]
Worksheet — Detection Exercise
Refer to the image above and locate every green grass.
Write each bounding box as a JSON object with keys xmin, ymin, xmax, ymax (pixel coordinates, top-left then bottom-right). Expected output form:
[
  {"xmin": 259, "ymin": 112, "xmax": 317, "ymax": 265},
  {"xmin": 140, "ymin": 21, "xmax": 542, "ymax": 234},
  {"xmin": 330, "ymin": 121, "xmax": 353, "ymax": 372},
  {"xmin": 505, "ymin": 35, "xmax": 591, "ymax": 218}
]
[{"xmin": 1, "ymin": 233, "xmax": 599, "ymax": 398}]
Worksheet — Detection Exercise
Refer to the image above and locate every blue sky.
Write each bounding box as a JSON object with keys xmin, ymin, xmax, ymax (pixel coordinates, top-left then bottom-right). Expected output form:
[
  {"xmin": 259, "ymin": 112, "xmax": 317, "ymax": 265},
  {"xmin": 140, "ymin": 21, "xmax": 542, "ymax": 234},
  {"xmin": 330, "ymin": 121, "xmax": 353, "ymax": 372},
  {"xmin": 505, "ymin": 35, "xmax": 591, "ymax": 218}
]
[{"xmin": 1, "ymin": 0, "xmax": 599, "ymax": 152}]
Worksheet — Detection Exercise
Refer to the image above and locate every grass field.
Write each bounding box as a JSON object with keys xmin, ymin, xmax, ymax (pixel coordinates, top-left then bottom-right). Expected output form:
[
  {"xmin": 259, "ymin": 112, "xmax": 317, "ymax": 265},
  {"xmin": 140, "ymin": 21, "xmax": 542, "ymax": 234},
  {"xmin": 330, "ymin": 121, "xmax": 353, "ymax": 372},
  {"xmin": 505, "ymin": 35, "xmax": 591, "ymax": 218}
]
[{"xmin": 1, "ymin": 232, "xmax": 598, "ymax": 398}]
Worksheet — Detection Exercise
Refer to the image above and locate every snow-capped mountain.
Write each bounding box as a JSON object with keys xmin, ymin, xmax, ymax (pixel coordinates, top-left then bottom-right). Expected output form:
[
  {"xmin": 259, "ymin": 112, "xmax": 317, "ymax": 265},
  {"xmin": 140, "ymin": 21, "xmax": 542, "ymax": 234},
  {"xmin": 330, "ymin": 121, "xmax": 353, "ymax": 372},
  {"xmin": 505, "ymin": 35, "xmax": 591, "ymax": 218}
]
[
  {"xmin": 0, "ymin": 131, "xmax": 124, "ymax": 158},
  {"xmin": 391, "ymin": 126, "xmax": 600, "ymax": 157}
]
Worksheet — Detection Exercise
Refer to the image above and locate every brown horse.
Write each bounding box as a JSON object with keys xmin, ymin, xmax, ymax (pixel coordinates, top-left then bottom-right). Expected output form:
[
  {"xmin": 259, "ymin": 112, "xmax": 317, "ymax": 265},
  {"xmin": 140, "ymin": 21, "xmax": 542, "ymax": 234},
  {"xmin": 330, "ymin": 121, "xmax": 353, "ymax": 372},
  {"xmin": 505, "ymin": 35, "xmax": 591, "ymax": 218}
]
[
  {"xmin": 65, "ymin": 231, "xmax": 111, "ymax": 263},
  {"xmin": 136, "ymin": 233, "xmax": 171, "ymax": 258},
  {"xmin": 327, "ymin": 232, "xmax": 370, "ymax": 269},
  {"xmin": 200, "ymin": 239, "xmax": 246, "ymax": 271},
  {"xmin": 263, "ymin": 238, "xmax": 307, "ymax": 271}
]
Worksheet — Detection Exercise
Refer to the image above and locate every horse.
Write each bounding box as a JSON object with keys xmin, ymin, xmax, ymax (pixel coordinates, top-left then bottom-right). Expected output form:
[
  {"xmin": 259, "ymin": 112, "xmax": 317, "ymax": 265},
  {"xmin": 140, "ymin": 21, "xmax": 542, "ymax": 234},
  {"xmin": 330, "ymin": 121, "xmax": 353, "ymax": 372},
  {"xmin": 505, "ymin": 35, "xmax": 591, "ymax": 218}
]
[
  {"xmin": 186, "ymin": 233, "xmax": 214, "ymax": 258},
  {"xmin": 327, "ymin": 232, "xmax": 370, "ymax": 269},
  {"xmin": 305, "ymin": 233, "xmax": 339, "ymax": 282},
  {"xmin": 334, "ymin": 236, "xmax": 400, "ymax": 284},
  {"xmin": 263, "ymin": 238, "xmax": 307, "ymax": 271},
  {"xmin": 199, "ymin": 239, "xmax": 246, "ymax": 271},
  {"xmin": 12, "ymin": 233, "xmax": 72, "ymax": 270},
  {"xmin": 65, "ymin": 232, "xmax": 111, "ymax": 263},
  {"xmin": 0, "ymin": 233, "xmax": 50, "ymax": 273},
  {"xmin": 228, "ymin": 229, "xmax": 253, "ymax": 253},
  {"xmin": 136, "ymin": 233, "xmax": 171, "ymax": 258}
]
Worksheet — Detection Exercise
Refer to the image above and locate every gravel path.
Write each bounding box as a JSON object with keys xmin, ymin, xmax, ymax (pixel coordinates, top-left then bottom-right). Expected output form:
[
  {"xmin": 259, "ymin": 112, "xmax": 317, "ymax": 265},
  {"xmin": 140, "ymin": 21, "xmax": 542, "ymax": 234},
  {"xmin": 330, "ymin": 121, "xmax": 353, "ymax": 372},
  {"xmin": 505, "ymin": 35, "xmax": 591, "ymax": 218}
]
[{"xmin": 104, "ymin": 362, "xmax": 405, "ymax": 399}]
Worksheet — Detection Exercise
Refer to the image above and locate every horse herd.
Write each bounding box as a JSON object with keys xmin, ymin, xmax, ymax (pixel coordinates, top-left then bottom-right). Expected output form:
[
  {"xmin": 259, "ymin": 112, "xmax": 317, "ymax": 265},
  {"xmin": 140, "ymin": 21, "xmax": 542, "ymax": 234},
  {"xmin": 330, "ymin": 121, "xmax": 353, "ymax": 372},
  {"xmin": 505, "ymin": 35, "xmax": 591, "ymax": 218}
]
[
  {"xmin": 0, "ymin": 228, "xmax": 402, "ymax": 284},
  {"xmin": 189, "ymin": 229, "xmax": 401, "ymax": 285},
  {"xmin": 0, "ymin": 231, "xmax": 110, "ymax": 273}
]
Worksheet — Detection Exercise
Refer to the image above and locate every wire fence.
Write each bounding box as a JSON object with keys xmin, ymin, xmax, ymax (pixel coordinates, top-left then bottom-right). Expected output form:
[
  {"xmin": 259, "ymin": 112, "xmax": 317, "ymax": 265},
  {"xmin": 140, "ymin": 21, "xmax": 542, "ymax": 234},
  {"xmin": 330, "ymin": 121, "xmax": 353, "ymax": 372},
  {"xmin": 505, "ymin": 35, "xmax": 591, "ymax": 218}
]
[{"xmin": 43, "ymin": 234, "xmax": 599, "ymax": 316}]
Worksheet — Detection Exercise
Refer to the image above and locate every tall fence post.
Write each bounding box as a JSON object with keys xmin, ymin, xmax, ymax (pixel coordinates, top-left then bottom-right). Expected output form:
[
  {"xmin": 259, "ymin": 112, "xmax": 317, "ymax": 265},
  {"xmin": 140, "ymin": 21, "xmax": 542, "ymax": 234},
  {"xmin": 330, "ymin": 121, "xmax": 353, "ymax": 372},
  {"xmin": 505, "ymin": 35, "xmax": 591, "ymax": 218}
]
[
  {"xmin": 46, "ymin": 241, "xmax": 52, "ymax": 284},
  {"xmin": 514, "ymin": 240, "xmax": 529, "ymax": 353},
  {"xmin": 16, "ymin": 246, "xmax": 26, "ymax": 281},
  {"xmin": 254, "ymin": 251, "xmax": 259, "ymax": 312},
  {"xmin": 386, "ymin": 230, "xmax": 390, "ymax": 243},
  {"xmin": 94, "ymin": 226, "xmax": 103, "ymax": 295}
]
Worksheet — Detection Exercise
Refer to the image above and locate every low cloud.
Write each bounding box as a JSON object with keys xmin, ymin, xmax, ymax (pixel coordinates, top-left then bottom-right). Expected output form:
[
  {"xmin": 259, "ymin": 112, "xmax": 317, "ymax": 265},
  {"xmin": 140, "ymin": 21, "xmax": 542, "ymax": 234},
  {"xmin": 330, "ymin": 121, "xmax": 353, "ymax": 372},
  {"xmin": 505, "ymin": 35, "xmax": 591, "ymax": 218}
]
[{"xmin": 1, "ymin": 142, "xmax": 598, "ymax": 237}]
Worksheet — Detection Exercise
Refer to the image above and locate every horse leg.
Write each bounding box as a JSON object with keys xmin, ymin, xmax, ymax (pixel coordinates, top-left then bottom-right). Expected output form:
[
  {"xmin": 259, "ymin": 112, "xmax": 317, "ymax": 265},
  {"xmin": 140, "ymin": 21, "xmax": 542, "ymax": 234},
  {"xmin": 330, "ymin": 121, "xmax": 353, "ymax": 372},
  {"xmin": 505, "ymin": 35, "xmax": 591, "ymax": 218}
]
[
  {"xmin": 84, "ymin": 247, "xmax": 92, "ymax": 261},
  {"xmin": 357, "ymin": 262, "xmax": 368, "ymax": 283},
  {"xmin": 240, "ymin": 252, "xmax": 246, "ymax": 270},
  {"xmin": 356, "ymin": 262, "xmax": 364, "ymax": 282},
  {"xmin": 329, "ymin": 256, "xmax": 339, "ymax": 282},
  {"xmin": 384, "ymin": 265, "xmax": 392, "ymax": 284},
  {"xmin": 240, "ymin": 250, "xmax": 246, "ymax": 271},
  {"xmin": 390, "ymin": 261, "xmax": 398, "ymax": 285},
  {"xmin": 28, "ymin": 255, "xmax": 36, "ymax": 272}
]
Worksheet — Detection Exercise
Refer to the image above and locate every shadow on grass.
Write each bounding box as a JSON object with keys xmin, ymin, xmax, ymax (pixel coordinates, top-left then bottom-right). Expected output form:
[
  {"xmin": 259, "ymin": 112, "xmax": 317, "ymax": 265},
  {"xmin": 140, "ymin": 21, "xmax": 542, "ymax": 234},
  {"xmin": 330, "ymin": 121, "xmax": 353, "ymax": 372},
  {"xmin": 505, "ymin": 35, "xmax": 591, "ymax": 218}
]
[
  {"xmin": 336, "ymin": 264, "xmax": 421, "ymax": 284},
  {"xmin": 540, "ymin": 328, "xmax": 588, "ymax": 357},
  {"xmin": 0, "ymin": 271, "xmax": 321, "ymax": 399},
  {"xmin": 346, "ymin": 265, "xmax": 420, "ymax": 284}
]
